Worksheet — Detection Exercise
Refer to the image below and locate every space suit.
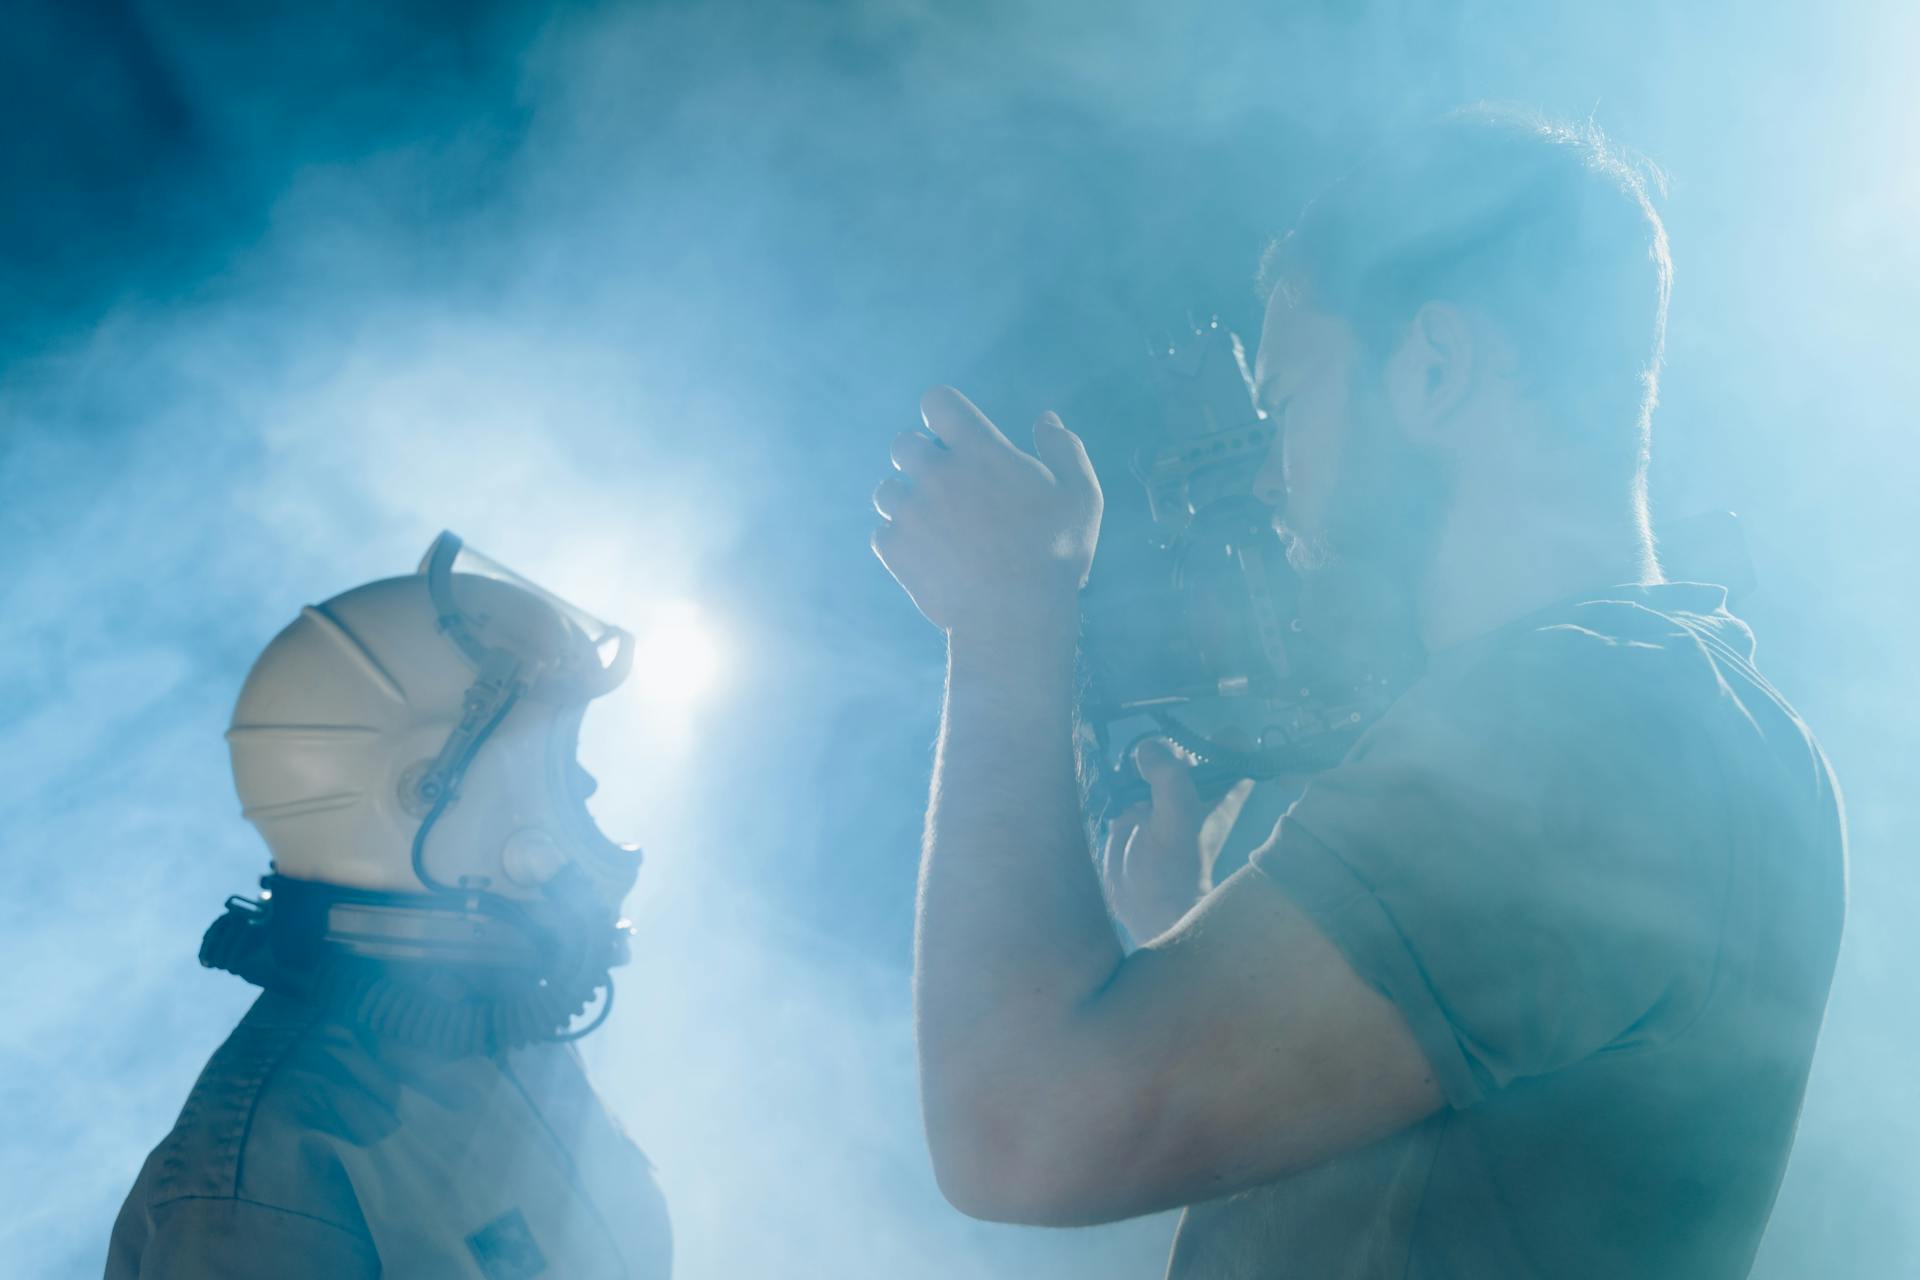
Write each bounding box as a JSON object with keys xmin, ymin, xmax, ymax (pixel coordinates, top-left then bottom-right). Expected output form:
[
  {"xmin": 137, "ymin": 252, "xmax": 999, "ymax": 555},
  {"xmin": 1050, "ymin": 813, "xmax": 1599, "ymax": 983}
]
[{"xmin": 107, "ymin": 534, "xmax": 672, "ymax": 1278}]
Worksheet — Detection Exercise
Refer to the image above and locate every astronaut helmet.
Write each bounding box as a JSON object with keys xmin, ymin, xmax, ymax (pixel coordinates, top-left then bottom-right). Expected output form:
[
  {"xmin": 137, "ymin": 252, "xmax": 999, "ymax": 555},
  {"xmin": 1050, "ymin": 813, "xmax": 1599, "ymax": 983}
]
[{"xmin": 226, "ymin": 532, "xmax": 640, "ymax": 912}]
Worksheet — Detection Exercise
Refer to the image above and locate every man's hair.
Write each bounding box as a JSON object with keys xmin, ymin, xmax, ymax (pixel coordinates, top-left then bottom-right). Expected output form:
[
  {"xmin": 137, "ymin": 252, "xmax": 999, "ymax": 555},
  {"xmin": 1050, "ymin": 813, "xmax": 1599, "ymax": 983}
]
[{"xmin": 1262, "ymin": 105, "xmax": 1673, "ymax": 495}]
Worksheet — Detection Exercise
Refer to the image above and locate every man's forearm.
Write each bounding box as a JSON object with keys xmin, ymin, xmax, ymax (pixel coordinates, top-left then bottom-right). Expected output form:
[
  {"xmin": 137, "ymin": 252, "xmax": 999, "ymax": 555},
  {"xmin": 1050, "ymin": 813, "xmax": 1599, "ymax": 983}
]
[{"xmin": 913, "ymin": 603, "xmax": 1125, "ymax": 1188}]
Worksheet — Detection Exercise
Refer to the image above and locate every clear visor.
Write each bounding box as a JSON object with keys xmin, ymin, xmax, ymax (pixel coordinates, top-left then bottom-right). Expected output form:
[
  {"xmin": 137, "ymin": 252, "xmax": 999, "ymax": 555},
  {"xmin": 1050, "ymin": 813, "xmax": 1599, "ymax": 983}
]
[{"xmin": 420, "ymin": 531, "xmax": 634, "ymax": 698}]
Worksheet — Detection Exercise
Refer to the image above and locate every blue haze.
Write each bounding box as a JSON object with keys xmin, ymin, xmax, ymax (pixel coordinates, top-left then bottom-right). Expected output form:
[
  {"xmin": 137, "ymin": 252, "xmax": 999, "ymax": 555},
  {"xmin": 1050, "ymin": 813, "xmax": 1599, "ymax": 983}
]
[{"xmin": 1, "ymin": 1, "xmax": 1916, "ymax": 1275}]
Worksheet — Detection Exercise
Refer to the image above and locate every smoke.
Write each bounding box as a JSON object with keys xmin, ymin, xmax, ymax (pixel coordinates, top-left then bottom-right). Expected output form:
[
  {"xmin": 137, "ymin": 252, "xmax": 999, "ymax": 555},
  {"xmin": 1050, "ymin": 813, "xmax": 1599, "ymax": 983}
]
[{"xmin": 2, "ymin": 0, "xmax": 1917, "ymax": 1275}]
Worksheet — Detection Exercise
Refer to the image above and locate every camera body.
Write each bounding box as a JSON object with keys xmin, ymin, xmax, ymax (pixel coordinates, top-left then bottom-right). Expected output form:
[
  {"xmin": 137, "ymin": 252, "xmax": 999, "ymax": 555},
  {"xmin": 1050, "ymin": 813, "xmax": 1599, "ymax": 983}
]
[{"xmin": 1079, "ymin": 318, "xmax": 1419, "ymax": 818}]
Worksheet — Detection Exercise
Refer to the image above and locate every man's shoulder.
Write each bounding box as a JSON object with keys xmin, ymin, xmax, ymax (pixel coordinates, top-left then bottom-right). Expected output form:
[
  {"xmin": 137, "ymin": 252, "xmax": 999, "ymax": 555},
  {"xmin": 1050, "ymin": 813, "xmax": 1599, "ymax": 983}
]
[
  {"xmin": 1349, "ymin": 583, "xmax": 1827, "ymax": 831},
  {"xmin": 1515, "ymin": 588, "xmax": 1831, "ymax": 785},
  {"xmin": 1479, "ymin": 587, "xmax": 1738, "ymax": 686},
  {"xmin": 1398, "ymin": 585, "xmax": 1842, "ymax": 872},
  {"xmin": 1416, "ymin": 585, "xmax": 1771, "ymax": 736}
]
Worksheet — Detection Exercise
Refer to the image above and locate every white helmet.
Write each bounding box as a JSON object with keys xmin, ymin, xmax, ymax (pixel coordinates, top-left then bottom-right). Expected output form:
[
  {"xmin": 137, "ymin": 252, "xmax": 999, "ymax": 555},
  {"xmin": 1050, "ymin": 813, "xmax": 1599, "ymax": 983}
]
[{"xmin": 227, "ymin": 532, "xmax": 640, "ymax": 911}]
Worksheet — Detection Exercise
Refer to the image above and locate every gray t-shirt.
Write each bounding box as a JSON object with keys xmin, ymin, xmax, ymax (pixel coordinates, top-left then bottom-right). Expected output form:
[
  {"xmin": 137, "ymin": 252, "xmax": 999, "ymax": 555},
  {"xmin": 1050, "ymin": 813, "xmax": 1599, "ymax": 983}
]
[{"xmin": 1167, "ymin": 583, "xmax": 1845, "ymax": 1279}]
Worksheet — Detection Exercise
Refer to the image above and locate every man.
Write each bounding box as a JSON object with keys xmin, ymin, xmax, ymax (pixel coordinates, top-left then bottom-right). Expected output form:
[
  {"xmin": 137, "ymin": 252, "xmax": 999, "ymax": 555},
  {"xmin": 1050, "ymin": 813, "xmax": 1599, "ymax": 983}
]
[
  {"xmin": 107, "ymin": 534, "xmax": 671, "ymax": 1279},
  {"xmin": 870, "ymin": 108, "xmax": 1845, "ymax": 1277}
]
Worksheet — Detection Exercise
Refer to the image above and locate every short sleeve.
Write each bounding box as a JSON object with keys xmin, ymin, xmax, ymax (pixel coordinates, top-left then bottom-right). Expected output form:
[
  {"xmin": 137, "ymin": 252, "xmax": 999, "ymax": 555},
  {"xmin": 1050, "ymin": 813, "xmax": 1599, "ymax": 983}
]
[{"xmin": 1252, "ymin": 620, "xmax": 1731, "ymax": 1108}]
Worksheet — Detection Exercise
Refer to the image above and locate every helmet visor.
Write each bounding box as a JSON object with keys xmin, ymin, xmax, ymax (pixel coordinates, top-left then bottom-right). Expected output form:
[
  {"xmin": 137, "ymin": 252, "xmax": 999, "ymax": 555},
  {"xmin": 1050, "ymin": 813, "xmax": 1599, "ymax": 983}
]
[{"xmin": 420, "ymin": 531, "xmax": 634, "ymax": 698}]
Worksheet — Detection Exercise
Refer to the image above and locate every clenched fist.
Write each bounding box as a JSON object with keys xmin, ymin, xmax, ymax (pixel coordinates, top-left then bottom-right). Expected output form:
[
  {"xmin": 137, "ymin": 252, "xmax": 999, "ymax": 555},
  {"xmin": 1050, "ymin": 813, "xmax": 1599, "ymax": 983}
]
[
  {"xmin": 871, "ymin": 386, "xmax": 1103, "ymax": 636},
  {"xmin": 1100, "ymin": 738, "xmax": 1254, "ymax": 944}
]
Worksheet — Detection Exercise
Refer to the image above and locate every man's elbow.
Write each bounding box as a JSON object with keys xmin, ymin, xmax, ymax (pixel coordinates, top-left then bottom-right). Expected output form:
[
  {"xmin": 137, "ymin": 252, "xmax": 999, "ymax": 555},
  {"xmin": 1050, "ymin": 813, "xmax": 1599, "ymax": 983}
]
[
  {"xmin": 923, "ymin": 1085, "xmax": 1147, "ymax": 1227},
  {"xmin": 929, "ymin": 1136, "xmax": 1111, "ymax": 1227},
  {"xmin": 927, "ymin": 1141, "xmax": 1035, "ymax": 1224}
]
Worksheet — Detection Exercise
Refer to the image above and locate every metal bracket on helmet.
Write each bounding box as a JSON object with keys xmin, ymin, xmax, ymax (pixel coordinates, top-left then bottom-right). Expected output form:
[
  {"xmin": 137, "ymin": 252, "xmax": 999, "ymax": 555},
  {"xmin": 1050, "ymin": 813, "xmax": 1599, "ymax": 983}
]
[
  {"xmin": 408, "ymin": 530, "xmax": 634, "ymax": 893},
  {"xmin": 407, "ymin": 647, "xmax": 527, "ymax": 893}
]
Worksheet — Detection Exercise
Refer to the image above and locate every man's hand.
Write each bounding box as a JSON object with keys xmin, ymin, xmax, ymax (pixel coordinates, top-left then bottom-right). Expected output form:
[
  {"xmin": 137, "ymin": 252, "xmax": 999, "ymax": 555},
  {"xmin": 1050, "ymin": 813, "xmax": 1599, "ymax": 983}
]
[
  {"xmin": 1100, "ymin": 739, "xmax": 1254, "ymax": 944},
  {"xmin": 871, "ymin": 386, "xmax": 1103, "ymax": 635}
]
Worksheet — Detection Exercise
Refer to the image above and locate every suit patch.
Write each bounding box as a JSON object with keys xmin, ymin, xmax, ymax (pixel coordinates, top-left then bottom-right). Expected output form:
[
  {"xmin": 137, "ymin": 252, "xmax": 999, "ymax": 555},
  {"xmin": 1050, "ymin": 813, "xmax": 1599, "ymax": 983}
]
[{"xmin": 466, "ymin": 1208, "xmax": 547, "ymax": 1280}]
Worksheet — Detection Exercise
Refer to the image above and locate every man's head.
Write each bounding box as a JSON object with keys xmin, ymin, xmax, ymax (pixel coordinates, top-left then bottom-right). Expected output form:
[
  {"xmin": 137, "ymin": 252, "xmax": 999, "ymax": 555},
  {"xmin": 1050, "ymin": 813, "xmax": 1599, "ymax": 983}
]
[{"xmin": 1251, "ymin": 106, "xmax": 1672, "ymax": 577}]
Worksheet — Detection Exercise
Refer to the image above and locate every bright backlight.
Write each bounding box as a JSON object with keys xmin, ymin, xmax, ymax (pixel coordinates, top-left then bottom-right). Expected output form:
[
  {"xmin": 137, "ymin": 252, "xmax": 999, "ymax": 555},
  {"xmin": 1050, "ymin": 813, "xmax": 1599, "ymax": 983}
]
[{"xmin": 629, "ymin": 599, "xmax": 724, "ymax": 707}]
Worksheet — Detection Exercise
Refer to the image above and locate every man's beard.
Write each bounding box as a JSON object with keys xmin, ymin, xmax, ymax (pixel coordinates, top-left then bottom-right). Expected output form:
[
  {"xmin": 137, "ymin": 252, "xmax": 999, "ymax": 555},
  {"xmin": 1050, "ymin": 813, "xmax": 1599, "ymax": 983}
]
[{"xmin": 1277, "ymin": 388, "xmax": 1444, "ymax": 674}]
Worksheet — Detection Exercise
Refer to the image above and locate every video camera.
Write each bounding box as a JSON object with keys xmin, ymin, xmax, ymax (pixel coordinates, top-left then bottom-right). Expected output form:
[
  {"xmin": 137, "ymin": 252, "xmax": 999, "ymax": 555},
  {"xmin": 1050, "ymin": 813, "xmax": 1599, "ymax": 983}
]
[{"xmin": 1078, "ymin": 317, "xmax": 1422, "ymax": 820}]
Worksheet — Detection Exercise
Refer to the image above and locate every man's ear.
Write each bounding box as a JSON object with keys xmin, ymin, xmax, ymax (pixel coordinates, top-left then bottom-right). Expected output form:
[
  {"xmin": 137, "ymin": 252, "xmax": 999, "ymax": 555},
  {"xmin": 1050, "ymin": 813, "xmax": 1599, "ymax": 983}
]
[{"xmin": 1384, "ymin": 301, "xmax": 1473, "ymax": 445}]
